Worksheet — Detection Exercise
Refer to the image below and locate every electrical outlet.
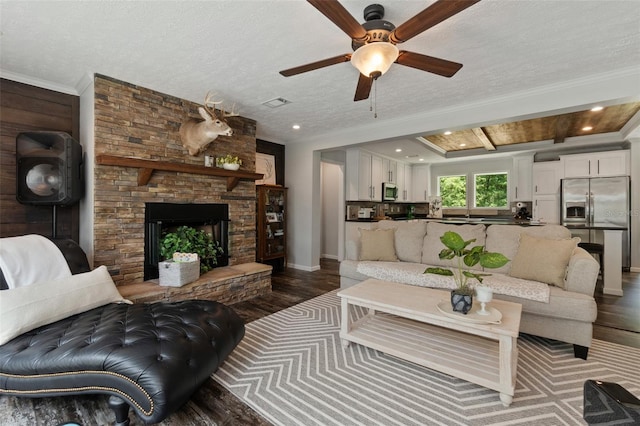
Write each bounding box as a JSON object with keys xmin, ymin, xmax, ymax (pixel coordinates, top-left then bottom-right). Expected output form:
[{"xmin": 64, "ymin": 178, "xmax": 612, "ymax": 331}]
[{"xmin": 511, "ymin": 207, "xmax": 516, "ymax": 213}]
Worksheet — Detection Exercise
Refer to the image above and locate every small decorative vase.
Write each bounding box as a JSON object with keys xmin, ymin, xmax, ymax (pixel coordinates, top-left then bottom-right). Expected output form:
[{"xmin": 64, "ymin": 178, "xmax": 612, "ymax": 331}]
[
  {"xmin": 223, "ymin": 163, "xmax": 240, "ymax": 171},
  {"xmin": 451, "ymin": 290, "xmax": 473, "ymax": 315}
]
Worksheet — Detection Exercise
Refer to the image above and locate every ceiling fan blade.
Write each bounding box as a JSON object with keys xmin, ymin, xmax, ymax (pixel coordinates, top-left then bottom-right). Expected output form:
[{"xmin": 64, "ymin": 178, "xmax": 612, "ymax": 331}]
[
  {"xmin": 307, "ymin": 0, "xmax": 368, "ymax": 41},
  {"xmin": 280, "ymin": 54, "xmax": 351, "ymax": 77},
  {"xmin": 396, "ymin": 51, "xmax": 463, "ymax": 77},
  {"xmin": 389, "ymin": 0, "xmax": 481, "ymax": 44},
  {"xmin": 354, "ymin": 74, "xmax": 373, "ymax": 101}
]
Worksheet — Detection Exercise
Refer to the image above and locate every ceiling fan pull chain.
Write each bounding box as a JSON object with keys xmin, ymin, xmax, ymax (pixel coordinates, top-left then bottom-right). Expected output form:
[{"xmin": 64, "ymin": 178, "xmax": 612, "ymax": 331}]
[{"xmin": 373, "ymin": 79, "xmax": 378, "ymax": 119}]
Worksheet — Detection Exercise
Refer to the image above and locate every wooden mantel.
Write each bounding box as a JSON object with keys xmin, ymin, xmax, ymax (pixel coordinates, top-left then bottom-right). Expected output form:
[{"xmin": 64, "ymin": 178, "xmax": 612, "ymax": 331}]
[{"xmin": 96, "ymin": 154, "xmax": 264, "ymax": 191}]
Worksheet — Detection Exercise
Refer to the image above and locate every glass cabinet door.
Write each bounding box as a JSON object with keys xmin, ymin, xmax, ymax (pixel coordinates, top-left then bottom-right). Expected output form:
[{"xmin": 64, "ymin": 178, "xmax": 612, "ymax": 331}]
[{"xmin": 257, "ymin": 185, "xmax": 287, "ymax": 267}]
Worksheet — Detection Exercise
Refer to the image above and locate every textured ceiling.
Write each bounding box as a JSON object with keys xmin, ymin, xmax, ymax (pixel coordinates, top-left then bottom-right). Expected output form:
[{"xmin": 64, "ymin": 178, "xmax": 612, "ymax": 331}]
[{"xmin": 1, "ymin": 0, "xmax": 639, "ymax": 163}]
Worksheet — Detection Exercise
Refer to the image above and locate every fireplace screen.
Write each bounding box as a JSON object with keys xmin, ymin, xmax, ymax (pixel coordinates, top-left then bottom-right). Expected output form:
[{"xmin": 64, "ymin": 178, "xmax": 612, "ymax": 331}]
[{"xmin": 144, "ymin": 203, "xmax": 229, "ymax": 280}]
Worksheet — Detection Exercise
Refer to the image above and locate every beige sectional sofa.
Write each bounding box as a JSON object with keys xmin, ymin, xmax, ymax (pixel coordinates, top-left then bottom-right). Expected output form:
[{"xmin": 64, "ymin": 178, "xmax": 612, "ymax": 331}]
[{"xmin": 340, "ymin": 220, "xmax": 600, "ymax": 359}]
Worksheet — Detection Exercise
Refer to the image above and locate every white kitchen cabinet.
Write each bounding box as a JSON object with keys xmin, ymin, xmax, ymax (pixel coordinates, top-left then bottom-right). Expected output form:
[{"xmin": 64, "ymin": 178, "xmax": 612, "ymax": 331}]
[
  {"xmin": 412, "ymin": 164, "xmax": 430, "ymax": 202},
  {"xmin": 532, "ymin": 161, "xmax": 561, "ymax": 195},
  {"xmin": 561, "ymin": 150, "xmax": 630, "ymax": 178},
  {"xmin": 533, "ymin": 194, "xmax": 560, "ymax": 224},
  {"xmin": 396, "ymin": 162, "xmax": 412, "ymax": 202},
  {"xmin": 512, "ymin": 156, "xmax": 533, "ymax": 201},
  {"xmin": 383, "ymin": 158, "xmax": 397, "ymax": 183},
  {"xmin": 532, "ymin": 161, "xmax": 561, "ymax": 224},
  {"xmin": 346, "ymin": 149, "xmax": 384, "ymax": 201}
]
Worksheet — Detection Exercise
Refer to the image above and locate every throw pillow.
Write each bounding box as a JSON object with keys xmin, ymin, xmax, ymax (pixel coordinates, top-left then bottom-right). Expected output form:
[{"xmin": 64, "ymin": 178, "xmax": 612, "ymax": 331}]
[
  {"xmin": 377, "ymin": 220, "xmax": 427, "ymax": 263},
  {"xmin": 509, "ymin": 233, "xmax": 579, "ymax": 289},
  {"xmin": 359, "ymin": 228, "xmax": 398, "ymax": 261},
  {"xmin": 0, "ymin": 265, "xmax": 130, "ymax": 345},
  {"xmin": 486, "ymin": 224, "xmax": 573, "ymax": 274}
]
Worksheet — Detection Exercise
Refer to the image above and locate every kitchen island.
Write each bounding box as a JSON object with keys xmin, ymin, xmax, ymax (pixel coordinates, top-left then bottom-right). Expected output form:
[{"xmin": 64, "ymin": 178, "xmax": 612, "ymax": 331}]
[{"xmin": 564, "ymin": 223, "xmax": 628, "ymax": 296}]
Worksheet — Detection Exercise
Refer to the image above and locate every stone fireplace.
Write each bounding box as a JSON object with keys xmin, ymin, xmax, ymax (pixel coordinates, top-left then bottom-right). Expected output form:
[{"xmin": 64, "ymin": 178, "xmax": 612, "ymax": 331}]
[{"xmin": 92, "ymin": 75, "xmax": 259, "ymax": 287}]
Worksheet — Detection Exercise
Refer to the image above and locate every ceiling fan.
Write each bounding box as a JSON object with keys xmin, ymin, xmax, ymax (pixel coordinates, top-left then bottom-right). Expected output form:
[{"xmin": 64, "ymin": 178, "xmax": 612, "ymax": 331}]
[{"xmin": 280, "ymin": 0, "xmax": 480, "ymax": 101}]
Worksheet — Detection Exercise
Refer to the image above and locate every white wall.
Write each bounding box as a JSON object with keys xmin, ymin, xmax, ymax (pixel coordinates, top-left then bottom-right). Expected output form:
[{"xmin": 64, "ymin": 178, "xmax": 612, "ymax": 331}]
[
  {"xmin": 78, "ymin": 76, "xmax": 95, "ymax": 264},
  {"xmin": 286, "ymin": 145, "xmax": 321, "ymax": 271},
  {"xmin": 320, "ymin": 161, "xmax": 343, "ymax": 260},
  {"xmin": 630, "ymin": 139, "xmax": 640, "ymax": 271}
]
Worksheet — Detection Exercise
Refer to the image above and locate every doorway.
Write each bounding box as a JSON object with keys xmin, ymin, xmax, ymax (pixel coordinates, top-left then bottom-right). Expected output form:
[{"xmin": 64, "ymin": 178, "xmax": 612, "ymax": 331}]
[{"xmin": 320, "ymin": 160, "xmax": 345, "ymax": 261}]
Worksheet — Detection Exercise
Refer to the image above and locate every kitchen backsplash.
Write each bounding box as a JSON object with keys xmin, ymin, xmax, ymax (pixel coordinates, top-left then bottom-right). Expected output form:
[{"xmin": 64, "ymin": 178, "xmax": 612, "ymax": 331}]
[{"xmin": 346, "ymin": 202, "xmax": 430, "ymax": 219}]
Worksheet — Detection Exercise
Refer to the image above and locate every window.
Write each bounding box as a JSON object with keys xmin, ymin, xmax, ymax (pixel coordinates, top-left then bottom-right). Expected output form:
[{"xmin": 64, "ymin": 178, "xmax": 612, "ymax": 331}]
[
  {"xmin": 474, "ymin": 172, "xmax": 508, "ymax": 208},
  {"xmin": 438, "ymin": 175, "xmax": 466, "ymax": 207},
  {"xmin": 438, "ymin": 172, "xmax": 508, "ymax": 209}
]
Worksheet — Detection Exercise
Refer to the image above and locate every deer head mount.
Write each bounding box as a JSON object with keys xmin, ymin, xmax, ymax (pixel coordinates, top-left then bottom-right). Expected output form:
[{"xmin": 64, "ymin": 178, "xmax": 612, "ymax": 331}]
[{"xmin": 179, "ymin": 92, "xmax": 239, "ymax": 156}]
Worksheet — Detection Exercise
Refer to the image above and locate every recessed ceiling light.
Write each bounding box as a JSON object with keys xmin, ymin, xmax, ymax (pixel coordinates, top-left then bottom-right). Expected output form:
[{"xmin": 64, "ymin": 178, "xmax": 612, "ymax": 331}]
[
  {"xmin": 590, "ymin": 106, "xmax": 604, "ymax": 112},
  {"xmin": 395, "ymin": 148, "xmax": 402, "ymax": 152},
  {"xmin": 460, "ymin": 143, "xmax": 466, "ymax": 147},
  {"xmin": 419, "ymin": 158, "xmax": 425, "ymax": 162},
  {"xmin": 444, "ymin": 131, "xmax": 452, "ymax": 135},
  {"xmin": 582, "ymin": 126, "xmax": 593, "ymax": 131},
  {"xmin": 292, "ymin": 124, "xmax": 300, "ymax": 130}
]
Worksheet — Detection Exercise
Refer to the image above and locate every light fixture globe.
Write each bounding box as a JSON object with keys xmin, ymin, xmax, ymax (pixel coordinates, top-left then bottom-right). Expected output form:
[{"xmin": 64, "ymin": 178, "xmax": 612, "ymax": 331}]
[{"xmin": 350, "ymin": 42, "xmax": 399, "ymax": 79}]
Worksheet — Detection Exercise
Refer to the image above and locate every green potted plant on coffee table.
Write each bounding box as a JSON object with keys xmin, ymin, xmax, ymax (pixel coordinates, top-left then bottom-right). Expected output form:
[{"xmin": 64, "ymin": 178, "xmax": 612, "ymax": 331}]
[{"xmin": 425, "ymin": 230, "xmax": 509, "ymax": 314}]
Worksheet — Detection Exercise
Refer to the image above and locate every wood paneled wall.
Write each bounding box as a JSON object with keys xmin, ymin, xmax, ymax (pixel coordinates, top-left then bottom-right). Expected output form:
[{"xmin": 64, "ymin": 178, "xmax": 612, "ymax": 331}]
[{"xmin": 0, "ymin": 79, "xmax": 80, "ymax": 240}]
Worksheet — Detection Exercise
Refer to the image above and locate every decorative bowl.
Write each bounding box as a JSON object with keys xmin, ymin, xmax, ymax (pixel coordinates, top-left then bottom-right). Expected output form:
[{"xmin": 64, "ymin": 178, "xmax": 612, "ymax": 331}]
[{"xmin": 222, "ymin": 163, "xmax": 240, "ymax": 171}]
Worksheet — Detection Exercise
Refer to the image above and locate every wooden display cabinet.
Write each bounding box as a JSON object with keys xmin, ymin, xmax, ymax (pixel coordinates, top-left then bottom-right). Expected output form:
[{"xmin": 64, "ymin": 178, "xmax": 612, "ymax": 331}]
[{"xmin": 256, "ymin": 185, "xmax": 287, "ymax": 269}]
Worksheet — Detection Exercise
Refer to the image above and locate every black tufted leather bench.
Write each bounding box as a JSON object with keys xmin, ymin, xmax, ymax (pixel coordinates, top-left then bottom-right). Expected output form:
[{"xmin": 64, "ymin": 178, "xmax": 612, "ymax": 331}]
[{"xmin": 0, "ymin": 239, "xmax": 245, "ymax": 425}]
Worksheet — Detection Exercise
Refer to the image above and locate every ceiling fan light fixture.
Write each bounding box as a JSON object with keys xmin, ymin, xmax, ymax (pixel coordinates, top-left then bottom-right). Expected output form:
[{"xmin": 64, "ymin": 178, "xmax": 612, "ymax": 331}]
[{"xmin": 350, "ymin": 42, "xmax": 399, "ymax": 78}]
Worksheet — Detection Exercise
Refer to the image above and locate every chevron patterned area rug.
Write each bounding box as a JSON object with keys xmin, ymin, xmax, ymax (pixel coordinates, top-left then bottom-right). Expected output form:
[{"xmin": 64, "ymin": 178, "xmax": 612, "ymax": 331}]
[{"xmin": 213, "ymin": 290, "xmax": 640, "ymax": 426}]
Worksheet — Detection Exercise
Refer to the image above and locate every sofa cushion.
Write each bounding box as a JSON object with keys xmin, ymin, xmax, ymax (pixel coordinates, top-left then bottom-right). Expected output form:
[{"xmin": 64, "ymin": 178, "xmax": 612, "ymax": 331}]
[
  {"xmin": 377, "ymin": 220, "xmax": 427, "ymax": 263},
  {"xmin": 509, "ymin": 234, "xmax": 579, "ymax": 289},
  {"xmin": 493, "ymin": 285, "xmax": 597, "ymax": 323},
  {"xmin": 359, "ymin": 228, "xmax": 398, "ymax": 261},
  {"xmin": 485, "ymin": 224, "xmax": 573, "ymax": 274},
  {"xmin": 0, "ymin": 265, "xmax": 129, "ymax": 345},
  {"xmin": 422, "ymin": 222, "xmax": 486, "ymax": 270}
]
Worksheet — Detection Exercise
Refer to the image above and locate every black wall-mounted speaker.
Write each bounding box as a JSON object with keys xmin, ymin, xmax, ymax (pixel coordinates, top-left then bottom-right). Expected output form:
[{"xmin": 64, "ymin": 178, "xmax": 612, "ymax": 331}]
[{"xmin": 16, "ymin": 131, "xmax": 84, "ymax": 206}]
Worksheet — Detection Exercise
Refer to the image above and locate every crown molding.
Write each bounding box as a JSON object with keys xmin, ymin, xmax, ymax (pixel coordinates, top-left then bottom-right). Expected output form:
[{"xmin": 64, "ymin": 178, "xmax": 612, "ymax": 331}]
[{"xmin": 0, "ymin": 69, "xmax": 79, "ymax": 95}]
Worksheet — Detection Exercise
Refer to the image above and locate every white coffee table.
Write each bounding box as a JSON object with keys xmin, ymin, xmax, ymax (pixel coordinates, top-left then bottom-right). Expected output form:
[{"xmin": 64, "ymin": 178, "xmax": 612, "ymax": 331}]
[{"xmin": 337, "ymin": 278, "xmax": 522, "ymax": 406}]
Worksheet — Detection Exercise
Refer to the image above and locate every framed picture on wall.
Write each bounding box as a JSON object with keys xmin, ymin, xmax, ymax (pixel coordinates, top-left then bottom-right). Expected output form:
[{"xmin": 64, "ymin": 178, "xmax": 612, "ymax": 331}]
[{"xmin": 256, "ymin": 153, "xmax": 276, "ymax": 185}]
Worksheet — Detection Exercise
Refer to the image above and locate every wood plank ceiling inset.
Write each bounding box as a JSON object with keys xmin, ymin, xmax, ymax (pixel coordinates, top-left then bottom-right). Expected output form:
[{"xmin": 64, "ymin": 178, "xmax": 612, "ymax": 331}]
[{"xmin": 422, "ymin": 102, "xmax": 640, "ymax": 152}]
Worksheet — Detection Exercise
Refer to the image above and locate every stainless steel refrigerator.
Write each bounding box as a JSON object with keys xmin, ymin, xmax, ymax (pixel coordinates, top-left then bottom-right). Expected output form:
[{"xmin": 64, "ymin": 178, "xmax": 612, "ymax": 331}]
[{"xmin": 561, "ymin": 176, "xmax": 630, "ymax": 269}]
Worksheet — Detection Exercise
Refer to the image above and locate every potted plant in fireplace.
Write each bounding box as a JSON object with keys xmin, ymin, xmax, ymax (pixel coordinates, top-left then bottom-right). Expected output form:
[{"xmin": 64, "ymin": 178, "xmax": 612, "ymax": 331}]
[
  {"xmin": 159, "ymin": 226, "xmax": 224, "ymax": 286},
  {"xmin": 424, "ymin": 231, "xmax": 508, "ymax": 314},
  {"xmin": 216, "ymin": 154, "xmax": 242, "ymax": 171}
]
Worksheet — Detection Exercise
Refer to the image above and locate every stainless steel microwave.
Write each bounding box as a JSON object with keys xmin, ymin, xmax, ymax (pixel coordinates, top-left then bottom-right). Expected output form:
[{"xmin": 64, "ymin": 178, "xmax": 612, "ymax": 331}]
[{"xmin": 382, "ymin": 182, "xmax": 398, "ymax": 201}]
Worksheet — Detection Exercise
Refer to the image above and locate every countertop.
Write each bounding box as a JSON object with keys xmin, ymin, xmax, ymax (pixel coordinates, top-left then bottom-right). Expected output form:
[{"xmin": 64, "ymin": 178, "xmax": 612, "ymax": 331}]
[
  {"xmin": 562, "ymin": 223, "xmax": 628, "ymax": 231},
  {"xmin": 346, "ymin": 217, "xmax": 537, "ymax": 226}
]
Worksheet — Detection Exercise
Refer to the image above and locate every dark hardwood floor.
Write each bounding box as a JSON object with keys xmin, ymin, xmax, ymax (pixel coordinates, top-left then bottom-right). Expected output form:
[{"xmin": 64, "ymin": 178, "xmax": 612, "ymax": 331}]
[{"xmin": 2, "ymin": 260, "xmax": 638, "ymax": 425}]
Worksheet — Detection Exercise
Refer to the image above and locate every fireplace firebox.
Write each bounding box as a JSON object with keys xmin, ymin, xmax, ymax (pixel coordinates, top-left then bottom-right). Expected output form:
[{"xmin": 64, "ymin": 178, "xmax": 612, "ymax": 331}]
[{"xmin": 144, "ymin": 203, "xmax": 229, "ymax": 280}]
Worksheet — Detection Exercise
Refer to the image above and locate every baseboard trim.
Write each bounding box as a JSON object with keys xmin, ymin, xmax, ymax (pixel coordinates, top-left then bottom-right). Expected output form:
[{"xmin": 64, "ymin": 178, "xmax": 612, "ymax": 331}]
[
  {"xmin": 630, "ymin": 267, "xmax": 640, "ymax": 273},
  {"xmin": 287, "ymin": 263, "xmax": 321, "ymax": 272},
  {"xmin": 321, "ymin": 254, "xmax": 339, "ymax": 260}
]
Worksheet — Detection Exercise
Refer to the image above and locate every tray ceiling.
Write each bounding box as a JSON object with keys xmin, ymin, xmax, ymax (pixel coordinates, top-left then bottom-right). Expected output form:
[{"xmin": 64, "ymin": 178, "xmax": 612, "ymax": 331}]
[{"xmin": 422, "ymin": 102, "xmax": 640, "ymax": 153}]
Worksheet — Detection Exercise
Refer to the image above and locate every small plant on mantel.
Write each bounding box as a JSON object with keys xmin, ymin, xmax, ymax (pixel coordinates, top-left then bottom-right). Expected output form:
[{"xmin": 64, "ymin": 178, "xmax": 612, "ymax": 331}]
[
  {"xmin": 216, "ymin": 154, "xmax": 242, "ymax": 170},
  {"xmin": 425, "ymin": 231, "xmax": 509, "ymax": 313},
  {"xmin": 160, "ymin": 226, "xmax": 224, "ymax": 274}
]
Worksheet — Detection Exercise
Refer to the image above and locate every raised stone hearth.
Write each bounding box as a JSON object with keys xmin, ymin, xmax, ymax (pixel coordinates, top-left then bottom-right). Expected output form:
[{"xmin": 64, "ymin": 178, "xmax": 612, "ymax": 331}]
[{"xmin": 119, "ymin": 262, "xmax": 272, "ymax": 304}]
